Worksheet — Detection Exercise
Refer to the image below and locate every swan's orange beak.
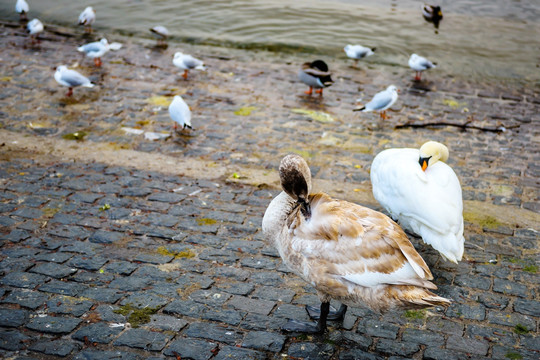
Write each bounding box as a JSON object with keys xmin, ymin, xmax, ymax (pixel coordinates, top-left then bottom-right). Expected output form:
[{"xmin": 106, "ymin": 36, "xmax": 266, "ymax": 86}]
[{"xmin": 419, "ymin": 156, "xmax": 430, "ymax": 171}]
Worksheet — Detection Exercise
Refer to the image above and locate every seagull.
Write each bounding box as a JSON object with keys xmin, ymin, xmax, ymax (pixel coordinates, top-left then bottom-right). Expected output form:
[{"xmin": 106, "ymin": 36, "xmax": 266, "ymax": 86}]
[
  {"xmin": 344, "ymin": 44, "xmax": 376, "ymax": 67},
  {"xmin": 27, "ymin": 18, "xmax": 43, "ymax": 44},
  {"xmin": 173, "ymin": 52, "xmax": 206, "ymax": 79},
  {"xmin": 422, "ymin": 4, "xmax": 443, "ymax": 29},
  {"xmin": 78, "ymin": 6, "xmax": 96, "ymax": 33},
  {"xmin": 370, "ymin": 141, "xmax": 464, "ymax": 263},
  {"xmin": 409, "ymin": 54, "xmax": 437, "ymax": 81},
  {"xmin": 150, "ymin": 26, "xmax": 169, "ymax": 46},
  {"xmin": 16, "ymin": 0, "xmax": 29, "ymax": 21},
  {"xmin": 262, "ymin": 154, "xmax": 451, "ymax": 334},
  {"xmin": 77, "ymin": 38, "xmax": 122, "ymax": 67},
  {"xmin": 54, "ymin": 65, "xmax": 94, "ymax": 97},
  {"xmin": 298, "ymin": 60, "xmax": 334, "ymax": 96},
  {"xmin": 168, "ymin": 95, "xmax": 192, "ymax": 132},
  {"xmin": 353, "ymin": 85, "xmax": 398, "ymax": 120}
]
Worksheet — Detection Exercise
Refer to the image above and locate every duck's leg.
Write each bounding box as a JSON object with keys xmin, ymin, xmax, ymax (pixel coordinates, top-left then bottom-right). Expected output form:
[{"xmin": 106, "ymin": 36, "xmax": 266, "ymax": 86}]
[
  {"xmin": 281, "ymin": 301, "xmax": 329, "ymax": 334},
  {"xmin": 306, "ymin": 303, "xmax": 348, "ymax": 321},
  {"xmin": 304, "ymin": 86, "xmax": 313, "ymax": 95}
]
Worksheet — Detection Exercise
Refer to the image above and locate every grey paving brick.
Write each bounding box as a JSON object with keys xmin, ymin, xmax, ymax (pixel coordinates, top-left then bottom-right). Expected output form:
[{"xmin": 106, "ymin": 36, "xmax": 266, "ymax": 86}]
[
  {"xmin": 39, "ymin": 279, "xmax": 87, "ymax": 296},
  {"xmin": 426, "ymin": 317, "xmax": 465, "ymax": 334},
  {"xmin": 133, "ymin": 252, "xmax": 173, "ymax": 264},
  {"xmin": 102, "ymin": 260, "xmax": 139, "ymax": 275},
  {"xmin": 12, "ymin": 207, "xmax": 43, "ymax": 219},
  {"xmin": 30, "ymin": 262, "xmax": 77, "ymax": 278},
  {"xmin": 446, "ymin": 335, "xmax": 489, "ymax": 356},
  {"xmin": 185, "ymin": 322, "xmax": 244, "ymax": 345},
  {"xmin": 73, "ymin": 349, "xmax": 142, "ymax": 360},
  {"xmin": 423, "ymin": 347, "xmax": 462, "ymax": 360},
  {"xmin": 46, "ymin": 295, "xmax": 94, "ymax": 316},
  {"xmin": 163, "ymin": 299, "xmax": 206, "ymax": 317},
  {"xmin": 146, "ymin": 314, "xmax": 188, "ymax": 332},
  {"xmin": 80, "ymin": 287, "xmax": 124, "ymax": 303},
  {"xmin": 2, "ymin": 289, "xmax": 49, "ymax": 309},
  {"xmin": 67, "ymin": 255, "xmax": 108, "ymax": 271},
  {"xmin": 29, "ymin": 339, "xmax": 80, "ymax": 357},
  {"xmin": 114, "ymin": 328, "xmax": 172, "ymax": 351},
  {"xmin": 228, "ymin": 295, "xmax": 276, "ymax": 315},
  {"xmin": 446, "ymin": 302, "xmax": 486, "ymax": 320},
  {"xmin": 493, "ymin": 278, "xmax": 529, "ymax": 297},
  {"xmin": 120, "ymin": 292, "xmax": 170, "ymax": 309},
  {"xmin": 0, "ymin": 308, "xmax": 29, "ymax": 327},
  {"xmin": 487, "ymin": 311, "xmax": 536, "ymax": 331},
  {"xmin": 4, "ymin": 228, "xmax": 31, "ymax": 242},
  {"xmin": 163, "ymin": 338, "xmax": 217, "ymax": 360},
  {"xmin": 48, "ymin": 225, "xmax": 90, "ymax": 240},
  {"xmin": 34, "ymin": 251, "xmax": 73, "ymax": 263},
  {"xmin": 147, "ymin": 192, "xmax": 186, "ymax": 203},
  {"xmin": 0, "ymin": 329, "xmax": 32, "ymax": 351},
  {"xmin": 214, "ymin": 345, "xmax": 266, "ymax": 360},
  {"xmin": 376, "ymin": 338, "xmax": 420, "ymax": 357},
  {"xmin": 242, "ymin": 330, "xmax": 286, "ymax": 352},
  {"xmin": 454, "ymin": 274, "xmax": 491, "ymax": 290},
  {"xmin": 72, "ymin": 322, "xmax": 124, "ymax": 344},
  {"xmin": 466, "ymin": 324, "xmax": 517, "ymax": 346},
  {"xmin": 1, "ymin": 271, "xmax": 48, "ymax": 288},
  {"xmin": 216, "ymin": 282, "xmax": 255, "ymax": 296},
  {"xmin": 191, "ymin": 289, "xmax": 232, "ymax": 306},
  {"xmin": 288, "ymin": 341, "xmax": 335, "ymax": 360},
  {"xmin": 89, "ymin": 230, "xmax": 125, "ymax": 244},
  {"xmin": 251, "ymin": 285, "xmax": 295, "ymax": 302},
  {"xmin": 26, "ymin": 315, "xmax": 81, "ymax": 334},
  {"xmin": 357, "ymin": 318, "xmax": 400, "ymax": 339},
  {"xmin": 402, "ymin": 328, "xmax": 444, "ymax": 345}
]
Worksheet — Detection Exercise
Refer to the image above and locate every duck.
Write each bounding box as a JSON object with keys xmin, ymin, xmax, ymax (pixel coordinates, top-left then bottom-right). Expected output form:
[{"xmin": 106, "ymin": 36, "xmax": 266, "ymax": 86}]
[
  {"xmin": 168, "ymin": 95, "xmax": 192, "ymax": 132},
  {"xmin": 78, "ymin": 6, "xmax": 96, "ymax": 33},
  {"xmin": 173, "ymin": 52, "xmax": 206, "ymax": 80},
  {"xmin": 422, "ymin": 4, "xmax": 443, "ymax": 29},
  {"xmin": 298, "ymin": 60, "xmax": 334, "ymax": 96},
  {"xmin": 408, "ymin": 53, "xmax": 436, "ymax": 81},
  {"xmin": 77, "ymin": 38, "xmax": 122, "ymax": 67},
  {"xmin": 370, "ymin": 141, "xmax": 464, "ymax": 263},
  {"xmin": 26, "ymin": 18, "xmax": 43, "ymax": 44},
  {"xmin": 344, "ymin": 44, "xmax": 376, "ymax": 67},
  {"xmin": 262, "ymin": 154, "xmax": 451, "ymax": 334},
  {"xmin": 16, "ymin": 0, "xmax": 29, "ymax": 21},
  {"xmin": 353, "ymin": 85, "xmax": 398, "ymax": 120},
  {"xmin": 54, "ymin": 65, "xmax": 94, "ymax": 97},
  {"xmin": 150, "ymin": 26, "xmax": 170, "ymax": 46}
]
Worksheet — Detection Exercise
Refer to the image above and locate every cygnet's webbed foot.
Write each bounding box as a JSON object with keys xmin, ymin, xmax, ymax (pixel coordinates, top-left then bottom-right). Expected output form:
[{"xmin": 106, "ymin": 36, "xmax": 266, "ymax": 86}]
[
  {"xmin": 281, "ymin": 319, "xmax": 325, "ymax": 334},
  {"xmin": 306, "ymin": 304, "xmax": 348, "ymax": 321}
]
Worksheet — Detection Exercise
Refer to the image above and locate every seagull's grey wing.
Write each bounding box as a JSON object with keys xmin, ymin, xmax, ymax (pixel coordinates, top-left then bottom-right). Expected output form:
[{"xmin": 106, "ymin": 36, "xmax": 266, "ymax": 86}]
[
  {"xmin": 79, "ymin": 42, "xmax": 102, "ymax": 52},
  {"xmin": 366, "ymin": 91, "xmax": 393, "ymax": 111},
  {"xmin": 183, "ymin": 56, "xmax": 202, "ymax": 69},
  {"xmin": 420, "ymin": 59, "xmax": 434, "ymax": 69},
  {"xmin": 62, "ymin": 70, "xmax": 90, "ymax": 86}
]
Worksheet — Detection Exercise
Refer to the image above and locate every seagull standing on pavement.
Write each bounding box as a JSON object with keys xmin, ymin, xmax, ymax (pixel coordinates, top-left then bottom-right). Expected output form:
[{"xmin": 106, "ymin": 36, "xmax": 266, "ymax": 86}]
[
  {"xmin": 27, "ymin": 18, "xmax": 43, "ymax": 44},
  {"xmin": 150, "ymin": 26, "xmax": 169, "ymax": 46},
  {"xmin": 16, "ymin": 0, "xmax": 29, "ymax": 21},
  {"xmin": 344, "ymin": 44, "xmax": 376, "ymax": 67},
  {"xmin": 78, "ymin": 6, "xmax": 96, "ymax": 33},
  {"xmin": 168, "ymin": 95, "xmax": 192, "ymax": 132},
  {"xmin": 409, "ymin": 54, "xmax": 437, "ymax": 81},
  {"xmin": 353, "ymin": 85, "xmax": 399, "ymax": 120},
  {"xmin": 54, "ymin": 65, "xmax": 94, "ymax": 97},
  {"xmin": 173, "ymin": 52, "xmax": 206, "ymax": 79},
  {"xmin": 77, "ymin": 38, "xmax": 122, "ymax": 67}
]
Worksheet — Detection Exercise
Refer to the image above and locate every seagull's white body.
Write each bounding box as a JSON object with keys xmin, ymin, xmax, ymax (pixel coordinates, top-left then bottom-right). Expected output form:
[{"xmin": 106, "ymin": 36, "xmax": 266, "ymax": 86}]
[
  {"xmin": 77, "ymin": 38, "xmax": 122, "ymax": 58},
  {"xmin": 78, "ymin": 6, "xmax": 95, "ymax": 26},
  {"xmin": 54, "ymin": 66, "xmax": 94, "ymax": 88},
  {"xmin": 27, "ymin": 18, "xmax": 43, "ymax": 35},
  {"xmin": 370, "ymin": 145, "xmax": 464, "ymax": 263},
  {"xmin": 168, "ymin": 95, "xmax": 192, "ymax": 129},
  {"xmin": 16, "ymin": 0, "xmax": 29, "ymax": 15},
  {"xmin": 409, "ymin": 53, "xmax": 436, "ymax": 72},
  {"xmin": 344, "ymin": 44, "xmax": 375, "ymax": 60},
  {"xmin": 150, "ymin": 26, "xmax": 169, "ymax": 39},
  {"xmin": 173, "ymin": 52, "xmax": 205, "ymax": 71},
  {"xmin": 361, "ymin": 85, "xmax": 398, "ymax": 112}
]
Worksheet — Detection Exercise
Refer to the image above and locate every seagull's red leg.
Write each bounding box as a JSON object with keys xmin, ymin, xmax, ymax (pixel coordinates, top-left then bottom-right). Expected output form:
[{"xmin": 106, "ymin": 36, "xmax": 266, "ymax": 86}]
[
  {"xmin": 94, "ymin": 57, "xmax": 102, "ymax": 67},
  {"xmin": 66, "ymin": 87, "xmax": 73, "ymax": 97},
  {"xmin": 315, "ymin": 88, "xmax": 323, "ymax": 96},
  {"xmin": 304, "ymin": 86, "xmax": 313, "ymax": 95},
  {"xmin": 415, "ymin": 71, "xmax": 422, "ymax": 81},
  {"xmin": 183, "ymin": 70, "xmax": 188, "ymax": 79}
]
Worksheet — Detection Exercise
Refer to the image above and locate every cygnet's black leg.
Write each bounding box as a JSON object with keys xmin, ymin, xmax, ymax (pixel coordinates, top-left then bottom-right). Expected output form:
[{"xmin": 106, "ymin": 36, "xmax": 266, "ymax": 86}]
[
  {"xmin": 281, "ymin": 302, "xmax": 330, "ymax": 334},
  {"xmin": 306, "ymin": 303, "xmax": 348, "ymax": 321}
]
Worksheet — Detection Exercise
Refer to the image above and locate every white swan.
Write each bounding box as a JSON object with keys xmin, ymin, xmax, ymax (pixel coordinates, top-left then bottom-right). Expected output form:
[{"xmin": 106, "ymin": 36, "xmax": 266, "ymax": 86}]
[
  {"xmin": 262, "ymin": 154, "xmax": 451, "ymax": 333},
  {"xmin": 370, "ymin": 141, "xmax": 465, "ymax": 263}
]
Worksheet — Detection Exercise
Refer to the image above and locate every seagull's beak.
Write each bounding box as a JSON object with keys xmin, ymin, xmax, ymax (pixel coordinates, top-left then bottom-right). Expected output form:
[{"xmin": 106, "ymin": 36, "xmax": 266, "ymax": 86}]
[{"xmin": 418, "ymin": 156, "xmax": 431, "ymax": 171}]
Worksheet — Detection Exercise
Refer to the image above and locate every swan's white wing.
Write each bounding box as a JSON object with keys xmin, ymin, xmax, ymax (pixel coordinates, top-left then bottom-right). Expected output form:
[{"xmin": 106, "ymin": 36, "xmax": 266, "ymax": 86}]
[{"xmin": 371, "ymin": 148, "xmax": 464, "ymax": 260}]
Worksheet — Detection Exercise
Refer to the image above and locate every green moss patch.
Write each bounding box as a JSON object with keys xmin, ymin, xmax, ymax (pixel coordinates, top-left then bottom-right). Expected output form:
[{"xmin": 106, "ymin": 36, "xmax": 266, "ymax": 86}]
[
  {"xmin": 113, "ymin": 304, "xmax": 159, "ymax": 328},
  {"xmin": 463, "ymin": 212, "xmax": 504, "ymax": 229},
  {"xmin": 513, "ymin": 324, "xmax": 529, "ymax": 335},
  {"xmin": 157, "ymin": 246, "xmax": 196, "ymax": 259},
  {"xmin": 404, "ymin": 309, "xmax": 426, "ymax": 320},
  {"xmin": 196, "ymin": 218, "xmax": 217, "ymax": 226}
]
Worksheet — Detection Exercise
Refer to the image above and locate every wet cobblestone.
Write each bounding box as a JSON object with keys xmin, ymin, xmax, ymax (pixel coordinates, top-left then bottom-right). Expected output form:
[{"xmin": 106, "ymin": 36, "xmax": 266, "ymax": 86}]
[{"xmin": 0, "ymin": 21, "xmax": 539, "ymax": 359}]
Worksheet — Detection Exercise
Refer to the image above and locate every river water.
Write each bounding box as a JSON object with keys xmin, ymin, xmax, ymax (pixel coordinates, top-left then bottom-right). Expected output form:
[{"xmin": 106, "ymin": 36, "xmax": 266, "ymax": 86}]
[{"xmin": 2, "ymin": 0, "xmax": 539, "ymax": 85}]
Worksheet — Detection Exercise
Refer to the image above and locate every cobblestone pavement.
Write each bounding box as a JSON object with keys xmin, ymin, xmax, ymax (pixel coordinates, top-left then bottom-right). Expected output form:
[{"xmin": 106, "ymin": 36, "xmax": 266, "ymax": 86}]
[{"xmin": 0, "ymin": 22, "xmax": 539, "ymax": 359}]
